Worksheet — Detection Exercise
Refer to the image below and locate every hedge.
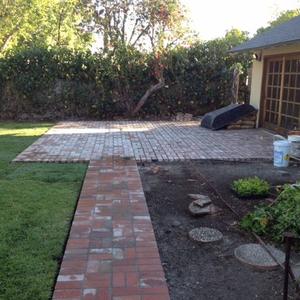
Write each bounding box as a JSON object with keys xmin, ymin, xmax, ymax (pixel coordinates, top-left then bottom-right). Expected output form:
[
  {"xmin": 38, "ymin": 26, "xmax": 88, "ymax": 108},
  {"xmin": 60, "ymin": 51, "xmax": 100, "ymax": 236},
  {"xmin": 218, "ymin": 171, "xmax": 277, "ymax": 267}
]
[{"xmin": 0, "ymin": 43, "xmax": 251, "ymax": 120}]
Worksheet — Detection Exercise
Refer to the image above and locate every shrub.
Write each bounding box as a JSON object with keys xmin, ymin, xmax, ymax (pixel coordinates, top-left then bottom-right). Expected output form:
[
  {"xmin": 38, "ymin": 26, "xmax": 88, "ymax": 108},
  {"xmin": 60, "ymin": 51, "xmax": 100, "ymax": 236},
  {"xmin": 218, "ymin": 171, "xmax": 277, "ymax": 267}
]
[
  {"xmin": 232, "ymin": 176, "xmax": 270, "ymax": 198},
  {"xmin": 0, "ymin": 42, "xmax": 251, "ymax": 120},
  {"xmin": 241, "ymin": 184, "xmax": 300, "ymax": 241}
]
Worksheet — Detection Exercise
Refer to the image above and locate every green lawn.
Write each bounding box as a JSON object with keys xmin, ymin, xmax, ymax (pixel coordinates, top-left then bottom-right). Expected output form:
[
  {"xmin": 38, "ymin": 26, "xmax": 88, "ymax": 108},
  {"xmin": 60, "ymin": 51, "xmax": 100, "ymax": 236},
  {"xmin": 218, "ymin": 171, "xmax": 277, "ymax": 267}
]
[{"xmin": 0, "ymin": 123, "xmax": 87, "ymax": 300}]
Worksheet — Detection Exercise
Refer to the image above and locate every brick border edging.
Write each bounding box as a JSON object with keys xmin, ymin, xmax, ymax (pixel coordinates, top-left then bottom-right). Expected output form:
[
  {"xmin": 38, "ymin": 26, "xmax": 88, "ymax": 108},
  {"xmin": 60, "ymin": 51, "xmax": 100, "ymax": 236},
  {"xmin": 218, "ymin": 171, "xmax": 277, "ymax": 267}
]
[
  {"xmin": 13, "ymin": 157, "xmax": 273, "ymax": 163},
  {"xmin": 52, "ymin": 158, "xmax": 170, "ymax": 300}
]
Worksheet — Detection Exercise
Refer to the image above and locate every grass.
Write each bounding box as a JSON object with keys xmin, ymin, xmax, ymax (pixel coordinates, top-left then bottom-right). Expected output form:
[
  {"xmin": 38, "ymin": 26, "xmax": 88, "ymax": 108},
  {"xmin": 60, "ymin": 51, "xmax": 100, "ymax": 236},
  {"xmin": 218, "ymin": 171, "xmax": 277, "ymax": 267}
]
[{"xmin": 0, "ymin": 122, "xmax": 87, "ymax": 300}]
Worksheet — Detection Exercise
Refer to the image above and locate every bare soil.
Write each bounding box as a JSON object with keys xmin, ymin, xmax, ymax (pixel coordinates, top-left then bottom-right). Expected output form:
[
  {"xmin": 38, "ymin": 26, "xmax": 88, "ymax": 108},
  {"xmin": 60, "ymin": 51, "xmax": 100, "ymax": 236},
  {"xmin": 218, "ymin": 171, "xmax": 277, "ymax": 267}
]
[{"xmin": 139, "ymin": 161, "xmax": 300, "ymax": 300}]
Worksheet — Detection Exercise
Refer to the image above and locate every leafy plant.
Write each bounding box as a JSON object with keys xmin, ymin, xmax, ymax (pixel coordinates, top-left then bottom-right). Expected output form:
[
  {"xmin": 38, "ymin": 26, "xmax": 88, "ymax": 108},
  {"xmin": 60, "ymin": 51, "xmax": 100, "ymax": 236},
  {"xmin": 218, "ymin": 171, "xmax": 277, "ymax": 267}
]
[
  {"xmin": 241, "ymin": 184, "xmax": 300, "ymax": 241},
  {"xmin": 0, "ymin": 29, "xmax": 251, "ymax": 120},
  {"xmin": 232, "ymin": 176, "xmax": 270, "ymax": 198}
]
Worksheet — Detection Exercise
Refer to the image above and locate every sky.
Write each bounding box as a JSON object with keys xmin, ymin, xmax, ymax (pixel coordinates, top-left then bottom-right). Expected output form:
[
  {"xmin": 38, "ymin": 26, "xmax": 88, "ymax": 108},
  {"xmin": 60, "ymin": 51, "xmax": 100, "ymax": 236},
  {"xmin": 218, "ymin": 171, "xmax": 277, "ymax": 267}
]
[{"xmin": 182, "ymin": 0, "xmax": 300, "ymax": 40}]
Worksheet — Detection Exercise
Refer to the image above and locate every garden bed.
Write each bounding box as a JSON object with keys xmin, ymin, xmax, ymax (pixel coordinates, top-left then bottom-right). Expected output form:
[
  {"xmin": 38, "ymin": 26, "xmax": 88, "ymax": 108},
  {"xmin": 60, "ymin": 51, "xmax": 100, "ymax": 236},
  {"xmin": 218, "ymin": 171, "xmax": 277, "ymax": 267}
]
[{"xmin": 139, "ymin": 161, "xmax": 300, "ymax": 300}]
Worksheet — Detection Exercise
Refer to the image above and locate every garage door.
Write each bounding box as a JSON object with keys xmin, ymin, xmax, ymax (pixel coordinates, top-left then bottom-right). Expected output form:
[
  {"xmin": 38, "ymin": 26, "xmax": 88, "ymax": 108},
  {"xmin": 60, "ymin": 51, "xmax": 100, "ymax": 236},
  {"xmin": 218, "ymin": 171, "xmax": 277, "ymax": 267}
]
[{"xmin": 263, "ymin": 54, "xmax": 300, "ymax": 132}]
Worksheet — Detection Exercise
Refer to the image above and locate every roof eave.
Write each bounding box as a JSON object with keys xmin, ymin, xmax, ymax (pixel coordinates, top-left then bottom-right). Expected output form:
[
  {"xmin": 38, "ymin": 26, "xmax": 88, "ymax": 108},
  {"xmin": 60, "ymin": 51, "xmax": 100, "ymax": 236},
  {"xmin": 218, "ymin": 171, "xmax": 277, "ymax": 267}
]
[{"xmin": 229, "ymin": 39, "xmax": 300, "ymax": 54}]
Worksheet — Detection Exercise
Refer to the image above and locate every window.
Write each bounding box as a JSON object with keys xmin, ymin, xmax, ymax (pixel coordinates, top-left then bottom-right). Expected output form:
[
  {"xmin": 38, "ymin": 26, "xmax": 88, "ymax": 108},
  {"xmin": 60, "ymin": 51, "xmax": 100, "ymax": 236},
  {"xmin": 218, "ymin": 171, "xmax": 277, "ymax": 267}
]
[{"xmin": 263, "ymin": 54, "xmax": 300, "ymax": 131}]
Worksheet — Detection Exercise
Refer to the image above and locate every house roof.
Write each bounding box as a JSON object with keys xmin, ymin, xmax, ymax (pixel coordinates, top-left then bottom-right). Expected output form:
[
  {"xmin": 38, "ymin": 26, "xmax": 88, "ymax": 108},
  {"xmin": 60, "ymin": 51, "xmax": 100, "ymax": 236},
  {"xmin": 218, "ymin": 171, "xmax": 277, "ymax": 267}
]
[{"xmin": 230, "ymin": 15, "xmax": 300, "ymax": 53}]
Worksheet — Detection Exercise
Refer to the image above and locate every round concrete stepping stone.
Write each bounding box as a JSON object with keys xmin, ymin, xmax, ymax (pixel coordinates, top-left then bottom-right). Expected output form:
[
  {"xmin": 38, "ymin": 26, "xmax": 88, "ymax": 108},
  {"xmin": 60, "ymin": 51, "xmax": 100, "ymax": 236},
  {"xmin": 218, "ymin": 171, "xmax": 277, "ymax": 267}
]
[
  {"xmin": 189, "ymin": 227, "xmax": 223, "ymax": 243},
  {"xmin": 234, "ymin": 243, "xmax": 285, "ymax": 270}
]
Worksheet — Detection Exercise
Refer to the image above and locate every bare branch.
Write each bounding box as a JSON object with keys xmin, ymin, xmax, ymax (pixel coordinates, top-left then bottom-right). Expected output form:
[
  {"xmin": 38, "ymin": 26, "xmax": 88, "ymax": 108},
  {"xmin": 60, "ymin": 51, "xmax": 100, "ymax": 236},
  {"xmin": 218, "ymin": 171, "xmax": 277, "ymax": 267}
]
[
  {"xmin": 128, "ymin": 18, "xmax": 139, "ymax": 44},
  {"xmin": 132, "ymin": 78, "xmax": 165, "ymax": 115},
  {"xmin": 131, "ymin": 24, "xmax": 150, "ymax": 47}
]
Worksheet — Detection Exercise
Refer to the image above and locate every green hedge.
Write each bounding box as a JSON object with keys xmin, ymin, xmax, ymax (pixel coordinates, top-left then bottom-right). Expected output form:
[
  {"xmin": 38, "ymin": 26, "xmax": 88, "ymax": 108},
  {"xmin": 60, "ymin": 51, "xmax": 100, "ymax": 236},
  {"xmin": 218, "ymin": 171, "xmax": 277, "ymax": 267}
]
[{"xmin": 0, "ymin": 43, "xmax": 251, "ymax": 120}]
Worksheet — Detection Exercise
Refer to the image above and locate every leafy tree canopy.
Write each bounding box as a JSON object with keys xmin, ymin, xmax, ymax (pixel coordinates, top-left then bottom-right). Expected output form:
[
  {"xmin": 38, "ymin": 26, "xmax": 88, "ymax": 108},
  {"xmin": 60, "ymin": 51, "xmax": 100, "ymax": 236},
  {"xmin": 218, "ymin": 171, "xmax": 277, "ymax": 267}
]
[
  {"xmin": 85, "ymin": 0, "xmax": 189, "ymax": 54},
  {"xmin": 256, "ymin": 9, "xmax": 300, "ymax": 35},
  {"xmin": 0, "ymin": 0, "xmax": 93, "ymax": 55},
  {"xmin": 223, "ymin": 28, "xmax": 249, "ymax": 48}
]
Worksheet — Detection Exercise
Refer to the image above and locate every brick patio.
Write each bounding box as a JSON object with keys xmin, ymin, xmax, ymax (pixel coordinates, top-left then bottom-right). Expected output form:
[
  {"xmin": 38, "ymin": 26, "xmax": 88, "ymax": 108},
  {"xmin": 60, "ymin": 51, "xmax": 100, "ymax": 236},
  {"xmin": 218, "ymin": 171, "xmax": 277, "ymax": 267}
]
[
  {"xmin": 53, "ymin": 158, "xmax": 169, "ymax": 300},
  {"xmin": 14, "ymin": 121, "xmax": 275, "ymax": 300},
  {"xmin": 14, "ymin": 121, "xmax": 274, "ymax": 162}
]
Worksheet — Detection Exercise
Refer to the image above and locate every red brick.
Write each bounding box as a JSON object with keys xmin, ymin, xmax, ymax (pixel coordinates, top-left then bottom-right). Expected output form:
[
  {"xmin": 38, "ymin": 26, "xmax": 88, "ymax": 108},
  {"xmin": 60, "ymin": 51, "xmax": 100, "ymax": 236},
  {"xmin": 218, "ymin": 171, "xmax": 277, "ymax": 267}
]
[
  {"xmin": 84, "ymin": 273, "xmax": 111, "ymax": 286},
  {"xmin": 113, "ymin": 273, "xmax": 126, "ymax": 287},
  {"xmin": 67, "ymin": 239, "xmax": 90, "ymax": 249},
  {"xmin": 126, "ymin": 272, "xmax": 139, "ymax": 287},
  {"xmin": 113, "ymin": 296, "xmax": 141, "ymax": 300},
  {"xmin": 138, "ymin": 261, "xmax": 164, "ymax": 270},
  {"xmin": 113, "ymin": 287, "xmax": 169, "ymax": 296},
  {"xmin": 55, "ymin": 281, "xmax": 82, "ymax": 290},
  {"xmin": 142, "ymin": 295, "xmax": 170, "ymax": 300},
  {"xmin": 52, "ymin": 288, "xmax": 81, "ymax": 299},
  {"xmin": 137, "ymin": 258, "xmax": 161, "ymax": 265},
  {"xmin": 113, "ymin": 265, "xmax": 138, "ymax": 272}
]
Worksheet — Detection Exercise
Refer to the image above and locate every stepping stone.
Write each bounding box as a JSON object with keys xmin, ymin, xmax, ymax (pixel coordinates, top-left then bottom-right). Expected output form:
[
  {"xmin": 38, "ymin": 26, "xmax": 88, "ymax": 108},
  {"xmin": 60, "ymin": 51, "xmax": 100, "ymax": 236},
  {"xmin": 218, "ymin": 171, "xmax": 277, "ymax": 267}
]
[
  {"xmin": 188, "ymin": 194, "xmax": 211, "ymax": 202},
  {"xmin": 192, "ymin": 197, "xmax": 212, "ymax": 207},
  {"xmin": 188, "ymin": 202, "xmax": 222, "ymax": 216},
  {"xmin": 189, "ymin": 227, "xmax": 223, "ymax": 243},
  {"xmin": 234, "ymin": 243, "xmax": 285, "ymax": 270}
]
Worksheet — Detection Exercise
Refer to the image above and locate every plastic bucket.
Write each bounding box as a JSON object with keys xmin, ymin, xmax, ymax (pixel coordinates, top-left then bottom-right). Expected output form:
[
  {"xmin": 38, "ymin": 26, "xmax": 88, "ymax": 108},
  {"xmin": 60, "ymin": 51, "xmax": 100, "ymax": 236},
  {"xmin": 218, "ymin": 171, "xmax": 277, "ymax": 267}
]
[
  {"xmin": 273, "ymin": 140, "xmax": 291, "ymax": 167},
  {"xmin": 288, "ymin": 135, "xmax": 300, "ymax": 158}
]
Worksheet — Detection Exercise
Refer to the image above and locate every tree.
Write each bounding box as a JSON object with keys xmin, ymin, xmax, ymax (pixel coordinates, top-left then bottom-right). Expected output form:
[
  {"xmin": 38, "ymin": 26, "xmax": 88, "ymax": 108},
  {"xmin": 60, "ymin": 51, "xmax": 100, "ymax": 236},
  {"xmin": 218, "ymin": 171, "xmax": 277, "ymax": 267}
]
[
  {"xmin": 0, "ymin": 0, "xmax": 93, "ymax": 55},
  {"xmin": 223, "ymin": 29, "xmax": 251, "ymax": 104},
  {"xmin": 256, "ymin": 9, "xmax": 300, "ymax": 35},
  {"xmin": 86, "ymin": 0, "xmax": 188, "ymax": 115},
  {"xmin": 131, "ymin": 0, "xmax": 188, "ymax": 114},
  {"xmin": 224, "ymin": 29, "xmax": 249, "ymax": 48},
  {"xmin": 87, "ymin": 0, "xmax": 187, "ymax": 52},
  {"xmin": 0, "ymin": 0, "xmax": 32, "ymax": 53}
]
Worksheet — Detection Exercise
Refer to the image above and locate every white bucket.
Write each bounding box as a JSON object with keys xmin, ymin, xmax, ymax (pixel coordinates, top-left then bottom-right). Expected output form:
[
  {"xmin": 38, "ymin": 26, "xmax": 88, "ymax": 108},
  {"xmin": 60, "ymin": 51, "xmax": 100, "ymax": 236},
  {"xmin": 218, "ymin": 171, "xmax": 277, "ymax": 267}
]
[
  {"xmin": 273, "ymin": 140, "xmax": 291, "ymax": 167},
  {"xmin": 288, "ymin": 135, "xmax": 300, "ymax": 158}
]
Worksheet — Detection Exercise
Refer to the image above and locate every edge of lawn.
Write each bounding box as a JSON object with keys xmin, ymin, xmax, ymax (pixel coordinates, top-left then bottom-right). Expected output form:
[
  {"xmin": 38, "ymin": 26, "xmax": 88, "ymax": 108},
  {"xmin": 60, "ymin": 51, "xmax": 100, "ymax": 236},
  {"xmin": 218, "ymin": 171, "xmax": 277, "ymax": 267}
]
[
  {"xmin": 50, "ymin": 164, "xmax": 87, "ymax": 298},
  {"xmin": 0, "ymin": 122, "xmax": 88, "ymax": 299}
]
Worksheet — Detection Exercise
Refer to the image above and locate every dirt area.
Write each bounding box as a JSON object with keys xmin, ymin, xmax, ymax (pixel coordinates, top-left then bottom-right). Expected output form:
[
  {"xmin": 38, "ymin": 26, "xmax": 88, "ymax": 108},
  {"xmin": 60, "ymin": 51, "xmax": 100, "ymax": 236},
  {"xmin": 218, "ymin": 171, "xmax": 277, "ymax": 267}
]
[{"xmin": 139, "ymin": 161, "xmax": 300, "ymax": 300}]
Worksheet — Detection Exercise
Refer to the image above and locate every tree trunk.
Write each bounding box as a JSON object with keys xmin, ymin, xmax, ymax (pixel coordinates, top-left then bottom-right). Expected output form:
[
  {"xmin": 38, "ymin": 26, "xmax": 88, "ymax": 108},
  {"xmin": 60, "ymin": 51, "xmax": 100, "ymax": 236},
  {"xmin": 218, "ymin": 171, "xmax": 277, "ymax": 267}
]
[
  {"xmin": 131, "ymin": 78, "xmax": 165, "ymax": 115},
  {"xmin": 231, "ymin": 67, "xmax": 241, "ymax": 104}
]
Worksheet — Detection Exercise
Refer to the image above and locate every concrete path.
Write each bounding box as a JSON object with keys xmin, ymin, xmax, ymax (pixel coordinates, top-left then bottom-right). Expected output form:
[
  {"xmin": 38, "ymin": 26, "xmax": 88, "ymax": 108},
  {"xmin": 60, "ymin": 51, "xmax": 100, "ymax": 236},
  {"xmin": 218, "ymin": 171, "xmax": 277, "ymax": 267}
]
[{"xmin": 14, "ymin": 121, "xmax": 274, "ymax": 162}]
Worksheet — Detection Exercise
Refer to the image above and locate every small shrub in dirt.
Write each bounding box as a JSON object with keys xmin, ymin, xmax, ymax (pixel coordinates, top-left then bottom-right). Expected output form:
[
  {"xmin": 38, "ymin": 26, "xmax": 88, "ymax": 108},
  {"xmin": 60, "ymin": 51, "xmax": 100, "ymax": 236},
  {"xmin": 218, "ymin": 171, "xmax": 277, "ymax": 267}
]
[
  {"xmin": 240, "ymin": 184, "xmax": 300, "ymax": 241},
  {"xmin": 232, "ymin": 176, "xmax": 270, "ymax": 198}
]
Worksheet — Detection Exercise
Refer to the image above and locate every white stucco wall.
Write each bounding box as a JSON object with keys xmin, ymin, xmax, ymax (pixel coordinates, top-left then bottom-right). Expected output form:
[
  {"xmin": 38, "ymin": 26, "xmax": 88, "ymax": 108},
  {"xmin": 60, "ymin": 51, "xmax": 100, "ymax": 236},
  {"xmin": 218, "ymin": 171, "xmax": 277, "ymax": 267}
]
[
  {"xmin": 249, "ymin": 60, "xmax": 263, "ymax": 110},
  {"xmin": 249, "ymin": 42, "xmax": 300, "ymax": 126}
]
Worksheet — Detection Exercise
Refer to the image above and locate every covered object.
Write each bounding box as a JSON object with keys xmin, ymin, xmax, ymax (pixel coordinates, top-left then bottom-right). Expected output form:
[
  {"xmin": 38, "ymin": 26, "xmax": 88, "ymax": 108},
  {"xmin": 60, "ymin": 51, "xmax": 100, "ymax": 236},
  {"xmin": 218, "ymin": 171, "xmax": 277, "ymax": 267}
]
[{"xmin": 201, "ymin": 104, "xmax": 257, "ymax": 130}]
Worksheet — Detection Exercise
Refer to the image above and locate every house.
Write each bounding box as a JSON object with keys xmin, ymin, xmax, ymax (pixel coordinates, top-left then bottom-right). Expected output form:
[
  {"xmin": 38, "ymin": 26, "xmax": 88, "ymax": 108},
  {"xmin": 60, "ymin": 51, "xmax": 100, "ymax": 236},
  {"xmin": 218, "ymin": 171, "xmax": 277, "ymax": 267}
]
[{"xmin": 230, "ymin": 16, "xmax": 300, "ymax": 133}]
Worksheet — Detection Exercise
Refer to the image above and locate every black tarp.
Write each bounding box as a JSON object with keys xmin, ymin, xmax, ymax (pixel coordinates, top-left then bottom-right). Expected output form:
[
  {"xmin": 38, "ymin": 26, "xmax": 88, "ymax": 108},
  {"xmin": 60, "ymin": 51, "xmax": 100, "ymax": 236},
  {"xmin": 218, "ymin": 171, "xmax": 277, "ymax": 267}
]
[{"xmin": 201, "ymin": 104, "xmax": 257, "ymax": 130}]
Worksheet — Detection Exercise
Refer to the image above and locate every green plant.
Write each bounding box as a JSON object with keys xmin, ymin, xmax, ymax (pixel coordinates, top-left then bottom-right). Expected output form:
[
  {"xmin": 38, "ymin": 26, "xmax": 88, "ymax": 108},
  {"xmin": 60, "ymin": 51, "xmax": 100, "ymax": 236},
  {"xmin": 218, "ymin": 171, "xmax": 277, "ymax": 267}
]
[
  {"xmin": 232, "ymin": 176, "xmax": 270, "ymax": 198},
  {"xmin": 241, "ymin": 184, "xmax": 300, "ymax": 241},
  {"xmin": 0, "ymin": 38, "xmax": 251, "ymax": 120}
]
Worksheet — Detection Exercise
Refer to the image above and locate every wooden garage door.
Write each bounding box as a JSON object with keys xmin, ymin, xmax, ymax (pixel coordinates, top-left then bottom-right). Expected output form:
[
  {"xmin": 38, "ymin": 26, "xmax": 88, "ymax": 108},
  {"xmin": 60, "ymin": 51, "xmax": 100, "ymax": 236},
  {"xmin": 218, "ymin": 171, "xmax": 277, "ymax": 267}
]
[{"xmin": 263, "ymin": 54, "xmax": 300, "ymax": 132}]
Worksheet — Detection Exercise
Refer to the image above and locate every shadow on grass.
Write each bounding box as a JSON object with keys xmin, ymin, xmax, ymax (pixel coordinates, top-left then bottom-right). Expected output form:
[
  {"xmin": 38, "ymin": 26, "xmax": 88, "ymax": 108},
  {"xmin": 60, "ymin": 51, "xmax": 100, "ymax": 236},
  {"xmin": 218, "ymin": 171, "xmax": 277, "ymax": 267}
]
[{"xmin": 0, "ymin": 122, "xmax": 53, "ymax": 131}]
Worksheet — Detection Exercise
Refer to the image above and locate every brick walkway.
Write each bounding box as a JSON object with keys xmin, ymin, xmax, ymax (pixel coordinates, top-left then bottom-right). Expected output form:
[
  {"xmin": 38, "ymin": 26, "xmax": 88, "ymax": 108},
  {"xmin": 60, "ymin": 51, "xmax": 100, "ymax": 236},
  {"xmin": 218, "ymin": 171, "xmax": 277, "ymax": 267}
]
[
  {"xmin": 15, "ymin": 121, "xmax": 274, "ymax": 300},
  {"xmin": 53, "ymin": 158, "xmax": 169, "ymax": 300},
  {"xmin": 14, "ymin": 121, "xmax": 274, "ymax": 162}
]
